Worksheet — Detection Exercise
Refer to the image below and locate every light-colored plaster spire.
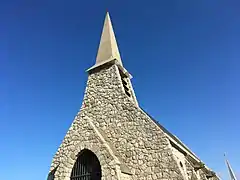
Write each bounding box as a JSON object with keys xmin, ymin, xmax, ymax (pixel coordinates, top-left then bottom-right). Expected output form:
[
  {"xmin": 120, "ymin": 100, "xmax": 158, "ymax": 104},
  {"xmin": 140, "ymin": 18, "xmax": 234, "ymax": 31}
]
[{"xmin": 95, "ymin": 12, "xmax": 123, "ymax": 66}]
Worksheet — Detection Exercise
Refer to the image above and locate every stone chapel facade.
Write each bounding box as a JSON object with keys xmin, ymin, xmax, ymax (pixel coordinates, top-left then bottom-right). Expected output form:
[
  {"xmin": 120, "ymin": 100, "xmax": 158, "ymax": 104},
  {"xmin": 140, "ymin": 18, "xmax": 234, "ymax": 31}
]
[{"xmin": 48, "ymin": 12, "xmax": 220, "ymax": 180}]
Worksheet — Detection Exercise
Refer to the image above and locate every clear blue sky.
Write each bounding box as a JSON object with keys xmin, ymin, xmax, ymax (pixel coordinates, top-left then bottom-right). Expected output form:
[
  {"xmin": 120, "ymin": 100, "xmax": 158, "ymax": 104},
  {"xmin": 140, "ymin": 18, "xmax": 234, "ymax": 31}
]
[{"xmin": 1, "ymin": 0, "xmax": 239, "ymax": 180}]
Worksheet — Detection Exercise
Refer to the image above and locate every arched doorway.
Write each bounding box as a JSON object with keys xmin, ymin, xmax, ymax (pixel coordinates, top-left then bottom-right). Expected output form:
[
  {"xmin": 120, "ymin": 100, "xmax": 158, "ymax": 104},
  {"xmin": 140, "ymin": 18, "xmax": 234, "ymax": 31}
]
[{"xmin": 70, "ymin": 149, "xmax": 102, "ymax": 180}]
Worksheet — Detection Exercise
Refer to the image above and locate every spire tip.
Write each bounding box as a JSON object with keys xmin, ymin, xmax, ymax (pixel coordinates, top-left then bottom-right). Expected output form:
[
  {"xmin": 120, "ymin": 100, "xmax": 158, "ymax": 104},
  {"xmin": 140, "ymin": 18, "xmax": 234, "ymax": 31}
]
[{"xmin": 94, "ymin": 10, "xmax": 122, "ymax": 66}]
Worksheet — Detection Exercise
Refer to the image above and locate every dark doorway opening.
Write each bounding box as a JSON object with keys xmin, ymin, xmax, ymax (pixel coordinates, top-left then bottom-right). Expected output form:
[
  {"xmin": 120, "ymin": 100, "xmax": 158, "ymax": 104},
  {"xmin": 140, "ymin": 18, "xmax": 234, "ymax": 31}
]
[{"xmin": 70, "ymin": 149, "xmax": 102, "ymax": 180}]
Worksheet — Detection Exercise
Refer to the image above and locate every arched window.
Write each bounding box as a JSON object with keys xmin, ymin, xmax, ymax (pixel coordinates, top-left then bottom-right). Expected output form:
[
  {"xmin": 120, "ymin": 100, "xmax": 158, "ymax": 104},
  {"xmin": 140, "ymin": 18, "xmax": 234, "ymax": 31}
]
[{"xmin": 70, "ymin": 149, "xmax": 101, "ymax": 180}]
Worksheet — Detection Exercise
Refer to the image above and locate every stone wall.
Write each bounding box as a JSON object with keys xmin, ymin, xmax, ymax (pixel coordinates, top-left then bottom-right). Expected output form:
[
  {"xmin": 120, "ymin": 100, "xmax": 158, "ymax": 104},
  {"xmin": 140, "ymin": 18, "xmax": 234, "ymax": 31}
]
[
  {"xmin": 171, "ymin": 146, "xmax": 188, "ymax": 180},
  {"xmin": 77, "ymin": 64, "xmax": 184, "ymax": 179},
  {"xmin": 49, "ymin": 63, "xmax": 218, "ymax": 180},
  {"xmin": 120, "ymin": 173, "xmax": 132, "ymax": 180},
  {"xmin": 199, "ymin": 170, "xmax": 208, "ymax": 180},
  {"xmin": 184, "ymin": 158, "xmax": 199, "ymax": 180},
  {"xmin": 50, "ymin": 115, "xmax": 122, "ymax": 180},
  {"xmin": 170, "ymin": 141, "xmax": 219, "ymax": 180}
]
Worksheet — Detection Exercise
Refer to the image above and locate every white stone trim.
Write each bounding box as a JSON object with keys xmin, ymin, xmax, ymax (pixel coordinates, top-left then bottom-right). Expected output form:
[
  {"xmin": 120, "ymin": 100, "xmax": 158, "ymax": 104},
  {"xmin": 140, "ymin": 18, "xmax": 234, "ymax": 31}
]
[{"xmin": 85, "ymin": 116, "xmax": 121, "ymax": 165}]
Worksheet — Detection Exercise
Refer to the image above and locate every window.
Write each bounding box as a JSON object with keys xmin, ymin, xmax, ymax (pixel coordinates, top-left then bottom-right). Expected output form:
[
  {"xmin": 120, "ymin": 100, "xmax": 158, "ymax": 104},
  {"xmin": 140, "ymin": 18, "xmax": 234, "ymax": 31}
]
[
  {"xmin": 70, "ymin": 149, "xmax": 101, "ymax": 180},
  {"xmin": 180, "ymin": 161, "xmax": 183, "ymax": 168},
  {"xmin": 119, "ymin": 69, "xmax": 131, "ymax": 97}
]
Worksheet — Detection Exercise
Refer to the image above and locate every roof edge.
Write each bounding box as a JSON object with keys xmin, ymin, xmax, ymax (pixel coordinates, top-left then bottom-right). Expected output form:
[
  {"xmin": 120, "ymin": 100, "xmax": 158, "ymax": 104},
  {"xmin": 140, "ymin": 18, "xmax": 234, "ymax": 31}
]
[{"xmin": 140, "ymin": 107, "xmax": 218, "ymax": 177}]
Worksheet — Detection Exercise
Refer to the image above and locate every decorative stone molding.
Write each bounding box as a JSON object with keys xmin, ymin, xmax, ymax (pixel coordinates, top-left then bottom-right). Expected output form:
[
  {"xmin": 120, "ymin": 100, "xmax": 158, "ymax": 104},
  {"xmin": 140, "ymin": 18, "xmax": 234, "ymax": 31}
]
[{"xmin": 50, "ymin": 115, "xmax": 122, "ymax": 180}]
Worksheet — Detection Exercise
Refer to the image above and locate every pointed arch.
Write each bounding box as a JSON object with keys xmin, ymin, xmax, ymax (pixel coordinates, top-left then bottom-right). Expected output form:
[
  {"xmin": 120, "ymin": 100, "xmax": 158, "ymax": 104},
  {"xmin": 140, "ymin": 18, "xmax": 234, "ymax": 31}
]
[{"xmin": 70, "ymin": 149, "xmax": 101, "ymax": 180}]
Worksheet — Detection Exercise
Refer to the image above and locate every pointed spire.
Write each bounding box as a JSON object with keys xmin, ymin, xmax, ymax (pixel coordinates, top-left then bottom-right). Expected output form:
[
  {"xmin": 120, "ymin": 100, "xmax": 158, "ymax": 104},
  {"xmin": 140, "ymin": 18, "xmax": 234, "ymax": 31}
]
[
  {"xmin": 95, "ymin": 12, "xmax": 123, "ymax": 66},
  {"xmin": 224, "ymin": 154, "xmax": 237, "ymax": 180}
]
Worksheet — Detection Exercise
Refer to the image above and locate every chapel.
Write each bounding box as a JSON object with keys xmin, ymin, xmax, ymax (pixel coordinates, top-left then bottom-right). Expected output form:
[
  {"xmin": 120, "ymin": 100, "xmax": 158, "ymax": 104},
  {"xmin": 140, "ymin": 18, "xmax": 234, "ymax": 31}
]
[{"xmin": 48, "ymin": 12, "xmax": 219, "ymax": 180}]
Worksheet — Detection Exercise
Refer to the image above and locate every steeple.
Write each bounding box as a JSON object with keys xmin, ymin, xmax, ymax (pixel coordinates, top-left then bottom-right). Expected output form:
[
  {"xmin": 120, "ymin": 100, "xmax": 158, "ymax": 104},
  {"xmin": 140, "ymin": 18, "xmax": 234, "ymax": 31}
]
[
  {"xmin": 94, "ymin": 12, "xmax": 123, "ymax": 68},
  {"xmin": 49, "ymin": 11, "xmax": 220, "ymax": 180},
  {"xmin": 224, "ymin": 154, "xmax": 237, "ymax": 180},
  {"xmin": 87, "ymin": 12, "xmax": 138, "ymax": 106}
]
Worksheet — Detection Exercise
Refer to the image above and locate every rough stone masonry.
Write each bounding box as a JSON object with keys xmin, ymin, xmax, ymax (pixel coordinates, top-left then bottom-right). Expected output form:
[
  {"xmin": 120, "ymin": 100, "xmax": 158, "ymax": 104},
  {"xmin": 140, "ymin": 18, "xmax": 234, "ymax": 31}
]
[{"xmin": 48, "ymin": 12, "xmax": 220, "ymax": 180}]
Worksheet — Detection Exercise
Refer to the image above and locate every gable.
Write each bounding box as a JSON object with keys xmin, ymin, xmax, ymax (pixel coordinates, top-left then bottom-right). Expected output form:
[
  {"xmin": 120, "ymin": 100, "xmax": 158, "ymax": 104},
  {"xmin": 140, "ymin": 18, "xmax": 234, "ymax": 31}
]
[
  {"xmin": 48, "ymin": 12, "xmax": 219, "ymax": 180},
  {"xmin": 49, "ymin": 114, "xmax": 131, "ymax": 180}
]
